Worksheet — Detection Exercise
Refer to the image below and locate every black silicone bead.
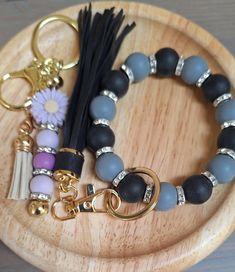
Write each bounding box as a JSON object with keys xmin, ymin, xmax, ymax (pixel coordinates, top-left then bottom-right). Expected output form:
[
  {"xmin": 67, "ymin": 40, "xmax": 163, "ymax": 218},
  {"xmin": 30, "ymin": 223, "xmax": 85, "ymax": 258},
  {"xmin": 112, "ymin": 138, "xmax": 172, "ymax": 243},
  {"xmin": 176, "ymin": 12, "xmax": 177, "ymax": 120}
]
[
  {"xmin": 217, "ymin": 126, "xmax": 235, "ymax": 151},
  {"xmin": 101, "ymin": 70, "xmax": 129, "ymax": 98},
  {"xmin": 202, "ymin": 74, "xmax": 231, "ymax": 102},
  {"xmin": 87, "ymin": 125, "xmax": 115, "ymax": 152},
  {"xmin": 182, "ymin": 175, "xmax": 213, "ymax": 204},
  {"xmin": 117, "ymin": 174, "xmax": 146, "ymax": 203},
  {"xmin": 155, "ymin": 47, "xmax": 179, "ymax": 77}
]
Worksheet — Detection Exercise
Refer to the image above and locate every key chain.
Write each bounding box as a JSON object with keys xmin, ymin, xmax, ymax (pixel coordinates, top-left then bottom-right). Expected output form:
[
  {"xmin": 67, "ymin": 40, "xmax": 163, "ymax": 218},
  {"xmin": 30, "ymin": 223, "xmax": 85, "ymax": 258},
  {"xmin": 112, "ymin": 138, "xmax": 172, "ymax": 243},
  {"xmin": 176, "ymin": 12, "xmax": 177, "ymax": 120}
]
[
  {"xmin": 0, "ymin": 15, "xmax": 79, "ymax": 216},
  {"xmin": 3, "ymin": 6, "xmax": 232, "ymax": 222}
]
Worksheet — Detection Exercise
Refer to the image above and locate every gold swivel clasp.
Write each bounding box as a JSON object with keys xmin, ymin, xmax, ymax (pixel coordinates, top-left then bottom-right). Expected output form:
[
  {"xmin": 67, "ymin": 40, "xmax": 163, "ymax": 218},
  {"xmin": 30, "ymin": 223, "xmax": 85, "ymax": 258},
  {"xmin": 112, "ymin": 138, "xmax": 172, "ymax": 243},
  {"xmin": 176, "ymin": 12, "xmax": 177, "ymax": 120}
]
[
  {"xmin": 0, "ymin": 58, "xmax": 63, "ymax": 111},
  {"xmin": 51, "ymin": 184, "xmax": 121, "ymax": 221},
  {"xmin": 0, "ymin": 14, "xmax": 79, "ymax": 111}
]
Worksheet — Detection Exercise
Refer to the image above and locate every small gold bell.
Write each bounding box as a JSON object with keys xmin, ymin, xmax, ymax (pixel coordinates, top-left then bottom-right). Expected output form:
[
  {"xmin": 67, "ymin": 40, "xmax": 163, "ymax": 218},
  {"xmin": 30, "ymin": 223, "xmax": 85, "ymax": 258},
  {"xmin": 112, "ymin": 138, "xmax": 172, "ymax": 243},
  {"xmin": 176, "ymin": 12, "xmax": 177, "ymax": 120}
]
[{"xmin": 28, "ymin": 200, "xmax": 49, "ymax": 216}]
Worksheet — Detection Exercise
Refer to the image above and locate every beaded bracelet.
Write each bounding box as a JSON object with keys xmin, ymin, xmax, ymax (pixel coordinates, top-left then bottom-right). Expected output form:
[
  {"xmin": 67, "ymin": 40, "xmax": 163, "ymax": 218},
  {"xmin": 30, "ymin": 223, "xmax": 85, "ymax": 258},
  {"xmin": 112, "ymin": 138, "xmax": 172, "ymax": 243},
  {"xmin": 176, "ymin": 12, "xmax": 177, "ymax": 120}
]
[{"xmin": 87, "ymin": 47, "xmax": 235, "ymax": 212}]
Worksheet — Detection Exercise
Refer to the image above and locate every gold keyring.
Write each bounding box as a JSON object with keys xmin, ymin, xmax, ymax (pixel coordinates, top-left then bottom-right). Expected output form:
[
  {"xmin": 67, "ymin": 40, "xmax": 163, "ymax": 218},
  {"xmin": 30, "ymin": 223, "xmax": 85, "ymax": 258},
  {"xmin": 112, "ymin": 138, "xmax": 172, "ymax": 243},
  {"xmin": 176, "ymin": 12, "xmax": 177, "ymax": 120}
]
[
  {"xmin": 32, "ymin": 14, "xmax": 79, "ymax": 70},
  {"xmin": 106, "ymin": 167, "xmax": 161, "ymax": 221},
  {"xmin": 0, "ymin": 71, "xmax": 32, "ymax": 111}
]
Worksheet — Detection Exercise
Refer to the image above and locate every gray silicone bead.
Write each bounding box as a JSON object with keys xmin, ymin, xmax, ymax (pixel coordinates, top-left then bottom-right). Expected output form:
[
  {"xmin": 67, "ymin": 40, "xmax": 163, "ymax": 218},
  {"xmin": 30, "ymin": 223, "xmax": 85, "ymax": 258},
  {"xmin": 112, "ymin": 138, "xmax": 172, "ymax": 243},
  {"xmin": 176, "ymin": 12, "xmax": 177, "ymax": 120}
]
[
  {"xmin": 207, "ymin": 154, "xmax": 235, "ymax": 184},
  {"xmin": 215, "ymin": 99, "xmax": 235, "ymax": 125},
  {"xmin": 95, "ymin": 153, "xmax": 124, "ymax": 182},
  {"xmin": 155, "ymin": 182, "xmax": 177, "ymax": 211},
  {"xmin": 89, "ymin": 95, "xmax": 116, "ymax": 121},
  {"xmin": 181, "ymin": 56, "xmax": 208, "ymax": 85},
  {"xmin": 125, "ymin": 52, "xmax": 150, "ymax": 82}
]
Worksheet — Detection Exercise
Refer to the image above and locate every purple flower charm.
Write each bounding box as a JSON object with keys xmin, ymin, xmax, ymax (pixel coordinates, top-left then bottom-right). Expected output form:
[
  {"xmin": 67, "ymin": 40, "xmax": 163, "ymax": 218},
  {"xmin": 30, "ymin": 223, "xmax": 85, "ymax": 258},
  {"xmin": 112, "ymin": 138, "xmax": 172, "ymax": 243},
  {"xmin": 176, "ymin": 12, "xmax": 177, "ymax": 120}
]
[{"xmin": 31, "ymin": 88, "xmax": 68, "ymax": 127}]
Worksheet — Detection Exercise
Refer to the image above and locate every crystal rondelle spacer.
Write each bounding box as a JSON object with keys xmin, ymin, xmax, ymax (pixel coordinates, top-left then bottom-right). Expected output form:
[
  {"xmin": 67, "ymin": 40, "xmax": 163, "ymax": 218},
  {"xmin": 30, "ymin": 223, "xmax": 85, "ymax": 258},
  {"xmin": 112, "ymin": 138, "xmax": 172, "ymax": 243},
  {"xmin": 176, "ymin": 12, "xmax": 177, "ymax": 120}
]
[
  {"xmin": 201, "ymin": 171, "xmax": 218, "ymax": 187},
  {"xmin": 217, "ymin": 148, "xmax": 235, "ymax": 160},
  {"xmin": 196, "ymin": 69, "xmax": 211, "ymax": 87},
  {"xmin": 33, "ymin": 168, "xmax": 53, "ymax": 177},
  {"xmin": 148, "ymin": 55, "xmax": 157, "ymax": 74},
  {"xmin": 221, "ymin": 120, "xmax": 235, "ymax": 130},
  {"xmin": 37, "ymin": 146, "xmax": 57, "ymax": 155},
  {"xmin": 39, "ymin": 123, "xmax": 59, "ymax": 132},
  {"xmin": 100, "ymin": 90, "xmax": 118, "ymax": 103},
  {"xmin": 112, "ymin": 170, "xmax": 129, "ymax": 187},
  {"xmin": 176, "ymin": 185, "xmax": 186, "ymax": 205},
  {"xmin": 120, "ymin": 64, "xmax": 134, "ymax": 84},
  {"xmin": 30, "ymin": 192, "xmax": 51, "ymax": 201},
  {"xmin": 213, "ymin": 93, "xmax": 232, "ymax": 107},
  {"xmin": 143, "ymin": 184, "xmax": 153, "ymax": 203},
  {"xmin": 175, "ymin": 56, "xmax": 185, "ymax": 76},
  {"xmin": 93, "ymin": 119, "xmax": 110, "ymax": 127},
  {"xmin": 95, "ymin": 146, "xmax": 114, "ymax": 158}
]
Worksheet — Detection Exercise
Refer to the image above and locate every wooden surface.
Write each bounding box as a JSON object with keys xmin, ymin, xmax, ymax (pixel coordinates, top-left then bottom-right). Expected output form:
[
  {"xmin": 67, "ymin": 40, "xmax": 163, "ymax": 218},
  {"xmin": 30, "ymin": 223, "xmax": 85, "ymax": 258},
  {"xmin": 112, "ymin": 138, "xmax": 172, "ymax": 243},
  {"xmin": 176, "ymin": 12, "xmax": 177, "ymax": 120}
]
[{"xmin": 0, "ymin": 1, "xmax": 234, "ymax": 272}]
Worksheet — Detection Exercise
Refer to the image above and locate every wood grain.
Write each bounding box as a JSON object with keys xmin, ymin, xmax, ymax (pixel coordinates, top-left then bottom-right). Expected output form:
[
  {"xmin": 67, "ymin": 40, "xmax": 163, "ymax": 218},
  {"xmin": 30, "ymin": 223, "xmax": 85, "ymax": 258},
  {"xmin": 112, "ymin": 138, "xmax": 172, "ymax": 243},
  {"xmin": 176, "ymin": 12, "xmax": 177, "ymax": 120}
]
[{"xmin": 0, "ymin": 1, "xmax": 234, "ymax": 272}]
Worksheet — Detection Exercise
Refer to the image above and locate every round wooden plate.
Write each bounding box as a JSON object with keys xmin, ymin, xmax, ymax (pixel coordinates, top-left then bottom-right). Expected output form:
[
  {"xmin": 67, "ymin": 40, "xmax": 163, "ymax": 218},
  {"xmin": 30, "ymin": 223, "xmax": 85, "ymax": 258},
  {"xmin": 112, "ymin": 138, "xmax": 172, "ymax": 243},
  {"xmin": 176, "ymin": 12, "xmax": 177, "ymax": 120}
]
[{"xmin": 0, "ymin": 1, "xmax": 234, "ymax": 271}]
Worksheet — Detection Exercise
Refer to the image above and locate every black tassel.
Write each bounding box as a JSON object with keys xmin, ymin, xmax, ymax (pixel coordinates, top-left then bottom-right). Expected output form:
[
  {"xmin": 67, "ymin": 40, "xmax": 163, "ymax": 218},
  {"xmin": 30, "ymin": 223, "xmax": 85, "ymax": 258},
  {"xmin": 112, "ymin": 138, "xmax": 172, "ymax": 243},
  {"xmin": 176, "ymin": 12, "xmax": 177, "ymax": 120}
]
[{"xmin": 54, "ymin": 5, "xmax": 135, "ymax": 176}]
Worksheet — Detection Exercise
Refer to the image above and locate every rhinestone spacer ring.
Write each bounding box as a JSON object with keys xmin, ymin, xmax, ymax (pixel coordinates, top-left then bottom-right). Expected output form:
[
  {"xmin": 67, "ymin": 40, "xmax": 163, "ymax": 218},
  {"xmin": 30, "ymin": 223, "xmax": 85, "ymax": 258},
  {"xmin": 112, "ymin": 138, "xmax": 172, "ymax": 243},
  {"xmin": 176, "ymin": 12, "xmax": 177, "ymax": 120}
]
[
  {"xmin": 112, "ymin": 170, "xmax": 129, "ymax": 187},
  {"xmin": 148, "ymin": 55, "xmax": 157, "ymax": 74},
  {"xmin": 33, "ymin": 168, "xmax": 53, "ymax": 177},
  {"xmin": 121, "ymin": 64, "xmax": 134, "ymax": 84},
  {"xmin": 37, "ymin": 146, "xmax": 57, "ymax": 155},
  {"xmin": 196, "ymin": 69, "xmax": 211, "ymax": 87},
  {"xmin": 93, "ymin": 119, "xmax": 110, "ymax": 127},
  {"xmin": 39, "ymin": 123, "xmax": 59, "ymax": 133},
  {"xmin": 96, "ymin": 146, "xmax": 114, "ymax": 158},
  {"xmin": 217, "ymin": 148, "xmax": 235, "ymax": 160},
  {"xmin": 143, "ymin": 184, "xmax": 153, "ymax": 203},
  {"xmin": 30, "ymin": 192, "xmax": 51, "ymax": 201},
  {"xmin": 176, "ymin": 186, "xmax": 186, "ymax": 205},
  {"xmin": 221, "ymin": 120, "xmax": 235, "ymax": 129},
  {"xmin": 213, "ymin": 93, "xmax": 232, "ymax": 107},
  {"xmin": 201, "ymin": 171, "xmax": 218, "ymax": 187},
  {"xmin": 100, "ymin": 90, "xmax": 118, "ymax": 103},
  {"xmin": 175, "ymin": 56, "xmax": 185, "ymax": 76}
]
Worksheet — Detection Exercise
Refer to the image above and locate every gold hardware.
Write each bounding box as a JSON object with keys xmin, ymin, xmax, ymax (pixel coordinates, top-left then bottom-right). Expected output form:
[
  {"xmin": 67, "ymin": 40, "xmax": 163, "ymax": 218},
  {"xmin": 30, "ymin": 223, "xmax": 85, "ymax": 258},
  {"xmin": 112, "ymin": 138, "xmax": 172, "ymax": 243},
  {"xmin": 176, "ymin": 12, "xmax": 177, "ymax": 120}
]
[
  {"xmin": 0, "ymin": 58, "xmax": 63, "ymax": 111},
  {"xmin": 51, "ymin": 187, "xmax": 121, "ymax": 221},
  {"xmin": 15, "ymin": 115, "xmax": 34, "ymax": 152},
  {"xmin": 0, "ymin": 14, "xmax": 79, "ymax": 111},
  {"xmin": 18, "ymin": 115, "xmax": 34, "ymax": 135},
  {"xmin": 54, "ymin": 150, "xmax": 84, "ymax": 199},
  {"xmin": 53, "ymin": 169, "xmax": 79, "ymax": 194},
  {"xmin": 106, "ymin": 167, "xmax": 161, "ymax": 221},
  {"xmin": 59, "ymin": 148, "xmax": 84, "ymax": 157},
  {"xmin": 32, "ymin": 14, "xmax": 79, "ymax": 70},
  {"xmin": 28, "ymin": 200, "xmax": 49, "ymax": 216}
]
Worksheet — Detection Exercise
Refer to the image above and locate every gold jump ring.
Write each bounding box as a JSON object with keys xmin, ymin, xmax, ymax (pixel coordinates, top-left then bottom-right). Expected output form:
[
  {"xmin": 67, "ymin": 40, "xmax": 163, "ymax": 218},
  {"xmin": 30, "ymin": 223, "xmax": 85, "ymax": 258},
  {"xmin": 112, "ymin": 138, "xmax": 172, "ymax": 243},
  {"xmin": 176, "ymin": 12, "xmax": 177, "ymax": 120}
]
[
  {"xmin": 32, "ymin": 14, "xmax": 79, "ymax": 70},
  {"xmin": 106, "ymin": 167, "xmax": 161, "ymax": 221}
]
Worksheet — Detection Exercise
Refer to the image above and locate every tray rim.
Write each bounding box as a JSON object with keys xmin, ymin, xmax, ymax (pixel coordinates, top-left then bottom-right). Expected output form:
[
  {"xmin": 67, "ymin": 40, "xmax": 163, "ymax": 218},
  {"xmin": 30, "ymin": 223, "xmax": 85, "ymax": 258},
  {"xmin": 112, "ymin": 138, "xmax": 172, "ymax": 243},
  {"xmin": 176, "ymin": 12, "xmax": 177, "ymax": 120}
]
[{"xmin": 0, "ymin": 1, "xmax": 234, "ymax": 271}]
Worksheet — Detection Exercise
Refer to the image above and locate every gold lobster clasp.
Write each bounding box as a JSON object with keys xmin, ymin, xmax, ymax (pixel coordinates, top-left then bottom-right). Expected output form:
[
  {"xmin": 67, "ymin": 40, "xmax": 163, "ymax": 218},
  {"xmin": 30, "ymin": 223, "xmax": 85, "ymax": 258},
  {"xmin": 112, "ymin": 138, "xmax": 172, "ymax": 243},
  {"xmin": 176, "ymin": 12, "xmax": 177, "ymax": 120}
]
[
  {"xmin": 0, "ymin": 14, "xmax": 79, "ymax": 111},
  {"xmin": 51, "ymin": 185, "xmax": 121, "ymax": 221},
  {"xmin": 0, "ymin": 58, "xmax": 63, "ymax": 111}
]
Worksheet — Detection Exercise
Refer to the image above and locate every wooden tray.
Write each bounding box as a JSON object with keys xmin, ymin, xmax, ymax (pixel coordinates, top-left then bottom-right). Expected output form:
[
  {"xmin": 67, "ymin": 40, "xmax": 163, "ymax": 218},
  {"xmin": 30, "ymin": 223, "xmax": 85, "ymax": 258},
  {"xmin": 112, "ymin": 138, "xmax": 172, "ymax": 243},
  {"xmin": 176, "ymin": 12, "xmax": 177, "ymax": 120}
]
[{"xmin": 0, "ymin": 1, "xmax": 234, "ymax": 271}]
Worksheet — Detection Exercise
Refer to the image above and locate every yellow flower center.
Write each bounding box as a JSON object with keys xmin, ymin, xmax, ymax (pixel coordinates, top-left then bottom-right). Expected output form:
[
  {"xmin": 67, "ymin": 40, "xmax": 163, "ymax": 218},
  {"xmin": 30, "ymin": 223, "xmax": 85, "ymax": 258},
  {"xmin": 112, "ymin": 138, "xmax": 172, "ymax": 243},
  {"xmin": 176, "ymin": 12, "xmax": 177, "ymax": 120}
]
[{"xmin": 44, "ymin": 100, "xmax": 59, "ymax": 113}]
